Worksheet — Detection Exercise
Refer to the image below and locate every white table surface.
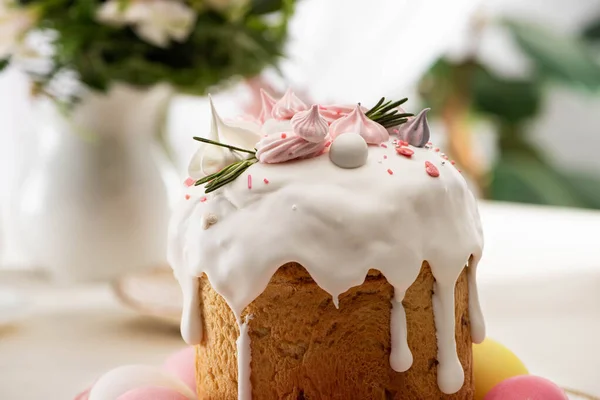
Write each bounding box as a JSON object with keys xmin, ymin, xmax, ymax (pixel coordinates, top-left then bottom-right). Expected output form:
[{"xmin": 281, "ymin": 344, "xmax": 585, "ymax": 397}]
[{"xmin": 1, "ymin": 201, "xmax": 599, "ymax": 399}]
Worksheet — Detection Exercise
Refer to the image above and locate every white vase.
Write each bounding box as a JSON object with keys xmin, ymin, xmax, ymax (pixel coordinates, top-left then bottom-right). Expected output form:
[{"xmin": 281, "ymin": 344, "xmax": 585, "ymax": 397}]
[{"xmin": 13, "ymin": 84, "xmax": 179, "ymax": 283}]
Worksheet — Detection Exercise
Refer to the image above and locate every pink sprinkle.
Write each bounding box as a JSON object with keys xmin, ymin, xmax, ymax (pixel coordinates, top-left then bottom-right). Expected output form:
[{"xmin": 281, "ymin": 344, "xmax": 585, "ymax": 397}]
[
  {"xmin": 185, "ymin": 194, "xmax": 191, "ymax": 200},
  {"xmin": 387, "ymin": 169, "xmax": 394, "ymax": 175},
  {"xmin": 434, "ymin": 148, "xmax": 440, "ymax": 152},
  {"xmin": 393, "ymin": 128, "xmax": 399, "ymax": 134},
  {"xmin": 263, "ymin": 178, "xmax": 269, "ymax": 184},
  {"xmin": 451, "ymin": 160, "xmax": 456, "ymax": 165},
  {"xmin": 281, "ymin": 133, "xmax": 287, "ymax": 139},
  {"xmin": 200, "ymin": 196, "xmax": 207, "ymax": 202},
  {"xmin": 380, "ymin": 144, "xmax": 388, "ymax": 148},
  {"xmin": 396, "ymin": 147, "xmax": 414, "ymax": 158},
  {"xmin": 184, "ymin": 177, "xmax": 195, "ymax": 187},
  {"xmin": 325, "ymin": 141, "xmax": 332, "ymax": 148},
  {"xmin": 398, "ymin": 140, "xmax": 409, "ymax": 147},
  {"xmin": 442, "ymin": 155, "xmax": 449, "ymax": 160},
  {"xmin": 247, "ymin": 174, "xmax": 252, "ymax": 189},
  {"xmin": 425, "ymin": 161, "xmax": 440, "ymax": 177},
  {"xmin": 427, "ymin": 142, "xmax": 432, "ymax": 145},
  {"xmin": 383, "ymin": 155, "xmax": 388, "ymax": 159}
]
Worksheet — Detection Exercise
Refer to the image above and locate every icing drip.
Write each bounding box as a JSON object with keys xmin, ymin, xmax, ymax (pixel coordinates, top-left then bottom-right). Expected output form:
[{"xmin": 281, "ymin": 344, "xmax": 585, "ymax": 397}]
[
  {"xmin": 169, "ymin": 136, "xmax": 484, "ymax": 397},
  {"xmin": 255, "ymin": 134, "xmax": 327, "ymax": 164},
  {"xmin": 390, "ymin": 291, "xmax": 413, "ymax": 372},
  {"xmin": 397, "ymin": 108, "xmax": 431, "ymax": 148},
  {"xmin": 467, "ymin": 256, "xmax": 486, "ymax": 343},
  {"xmin": 271, "ymin": 88, "xmax": 308, "ymax": 120},
  {"xmin": 329, "ymin": 105, "xmax": 389, "ymax": 144},
  {"xmin": 237, "ymin": 318, "xmax": 253, "ymax": 400},
  {"xmin": 291, "ymin": 105, "xmax": 329, "ymax": 143},
  {"xmin": 432, "ymin": 281, "xmax": 464, "ymax": 394},
  {"xmin": 257, "ymin": 89, "xmax": 277, "ymax": 124}
]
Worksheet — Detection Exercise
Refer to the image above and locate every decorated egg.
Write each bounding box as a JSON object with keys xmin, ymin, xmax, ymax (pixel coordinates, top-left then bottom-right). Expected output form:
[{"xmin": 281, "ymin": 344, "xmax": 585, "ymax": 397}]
[
  {"xmin": 473, "ymin": 338, "xmax": 528, "ymax": 400},
  {"xmin": 329, "ymin": 132, "xmax": 368, "ymax": 169},
  {"xmin": 118, "ymin": 386, "xmax": 190, "ymax": 400},
  {"xmin": 162, "ymin": 347, "xmax": 196, "ymax": 392},
  {"xmin": 484, "ymin": 375, "xmax": 568, "ymax": 400}
]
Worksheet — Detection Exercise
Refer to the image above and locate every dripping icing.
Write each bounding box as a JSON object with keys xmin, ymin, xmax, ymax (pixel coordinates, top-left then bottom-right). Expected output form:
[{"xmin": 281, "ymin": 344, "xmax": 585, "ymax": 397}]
[
  {"xmin": 237, "ymin": 317, "xmax": 253, "ymax": 400},
  {"xmin": 168, "ymin": 136, "xmax": 484, "ymax": 398},
  {"xmin": 390, "ymin": 291, "xmax": 412, "ymax": 372}
]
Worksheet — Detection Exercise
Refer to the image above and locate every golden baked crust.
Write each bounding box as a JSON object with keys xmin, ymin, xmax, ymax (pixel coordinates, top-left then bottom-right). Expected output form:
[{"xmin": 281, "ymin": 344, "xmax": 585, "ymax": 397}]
[{"xmin": 195, "ymin": 262, "xmax": 473, "ymax": 399}]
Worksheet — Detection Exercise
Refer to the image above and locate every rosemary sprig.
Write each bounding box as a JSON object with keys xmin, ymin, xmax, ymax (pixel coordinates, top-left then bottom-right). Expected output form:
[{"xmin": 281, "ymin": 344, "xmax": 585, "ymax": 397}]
[
  {"xmin": 192, "ymin": 137, "xmax": 258, "ymax": 193},
  {"xmin": 193, "ymin": 136, "xmax": 256, "ymax": 154},
  {"xmin": 366, "ymin": 97, "xmax": 413, "ymax": 128}
]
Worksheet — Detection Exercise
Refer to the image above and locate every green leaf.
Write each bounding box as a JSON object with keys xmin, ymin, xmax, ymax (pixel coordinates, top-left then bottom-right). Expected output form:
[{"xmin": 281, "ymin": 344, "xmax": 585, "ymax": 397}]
[
  {"xmin": 250, "ymin": 0, "xmax": 284, "ymax": 15},
  {"xmin": 582, "ymin": 16, "xmax": 600, "ymax": 42},
  {"xmin": 559, "ymin": 171, "xmax": 600, "ymax": 209},
  {"xmin": 473, "ymin": 67, "xmax": 542, "ymax": 123},
  {"xmin": 490, "ymin": 153, "xmax": 585, "ymax": 207},
  {"xmin": 507, "ymin": 20, "xmax": 600, "ymax": 91},
  {"xmin": 0, "ymin": 58, "xmax": 10, "ymax": 72}
]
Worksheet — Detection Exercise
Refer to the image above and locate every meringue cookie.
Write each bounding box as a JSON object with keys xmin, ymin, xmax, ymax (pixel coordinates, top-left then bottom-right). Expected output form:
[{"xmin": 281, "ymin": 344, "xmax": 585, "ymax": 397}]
[
  {"xmin": 329, "ymin": 132, "xmax": 368, "ymax": 169},
  {"xmin": 319, "ymin": 104, "xmax": 368, "ymax": 124},
  {"xmin": 329, "ymin": 104, "xmax": 389, "ymax": 145},
  {"xmin": 256, "ymin": 134, "xmax": 327, "ymax": 164},
  {"xmin": 188, "ymin": 97, "xmax": 261, "ymax": 178},
  {"xmin": 271, "ymin": 88, "xmax": 308, "ymax": 120},
  {"xmin": 291, "ymin": 105, "xmax": 329, "ymax": 143},
  {"xmin": 397, "ymin": 108, "xmax": 430, "ymax": 148},
  {"xmin": 257, "ymin": 89, "xmax": 277, "ymax": 124}
]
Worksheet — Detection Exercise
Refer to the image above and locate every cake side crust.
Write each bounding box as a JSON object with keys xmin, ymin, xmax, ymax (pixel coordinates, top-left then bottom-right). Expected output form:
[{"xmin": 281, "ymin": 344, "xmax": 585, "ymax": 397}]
[{"xmin": 196, "ymin": 262, "xmax": 473, "ymax": 400}]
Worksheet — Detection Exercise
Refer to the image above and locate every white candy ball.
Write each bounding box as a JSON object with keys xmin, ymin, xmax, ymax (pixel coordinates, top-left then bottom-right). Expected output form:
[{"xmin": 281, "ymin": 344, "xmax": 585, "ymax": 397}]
[{"xmin": 329, "ymin": 132, "xmax": 368, "ymax": 169}]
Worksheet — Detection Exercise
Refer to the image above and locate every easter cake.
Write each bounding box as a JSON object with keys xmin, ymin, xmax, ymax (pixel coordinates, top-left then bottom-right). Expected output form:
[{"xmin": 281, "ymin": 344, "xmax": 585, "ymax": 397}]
[{"xmin": 168, "ymin": 90, "xmax": 485, "ymax": 399}]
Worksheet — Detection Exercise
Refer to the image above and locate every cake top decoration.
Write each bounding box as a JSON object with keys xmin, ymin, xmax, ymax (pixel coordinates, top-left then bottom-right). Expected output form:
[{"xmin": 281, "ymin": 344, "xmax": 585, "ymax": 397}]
[
  {"xmin": 189, "ymin": 89, "xmax": 423, "ymax": 194},
  {"xmin": 291, "ymin": 105, "xmax": 329, "ymax": 143},
  {"xmin": 271, "ymin": 88, "xmax": 308, "ymax": 120},
  {"xmin": 257, "ymin": 89, "xmax": 277, "ymax": 124},
  {"xmin": 397, "ymin": 108, "xmax": 431, "ymax": 148},
  {"xmin": 329, "ymin": 104, "xmax": 390, "ymax": 144}
]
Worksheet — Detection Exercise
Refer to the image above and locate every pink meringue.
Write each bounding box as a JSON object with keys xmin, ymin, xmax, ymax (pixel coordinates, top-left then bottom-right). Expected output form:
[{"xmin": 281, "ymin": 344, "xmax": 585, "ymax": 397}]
[
  {"xmin": 257, "ymin": 89, "xmax": 277, "ymax": 124},
  {"xmin": 396, "ymin": 108, "xmax": 430, "ymax": 148},
  {"xmin": 329, "ymin": 104, "xmax": 389, "ymax": 145},
  {"xmin": 256, "ymin": 134, "xmax": 327, "ymax": 164},
  {"xmin": 271, "ymin": 88, "xmax": 308, "ymax": 120},
  {"xmin": 291, "ymin": 105, "xmax": 329, "ymax": 143},
  {"xmin": 319, "ymin": 104, "xmax": 368, "ymax": 124}
]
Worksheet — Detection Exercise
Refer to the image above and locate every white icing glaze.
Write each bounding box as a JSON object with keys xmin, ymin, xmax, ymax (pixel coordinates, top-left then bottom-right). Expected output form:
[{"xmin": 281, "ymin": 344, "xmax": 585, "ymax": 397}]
[
  {"xmin": 390, "ymin": 291, "xmax": 412, "ymax": 372},
  {"xmin": 468, "ymin": 256, "xmax": 486, "ymax": 343},
  {"xmin": 169, "ymin": 135, "xmax": 484, "ymax": 396},
  {"xmin": 236, "ymin": 318, "xmax": 253, "ymax": 400}
]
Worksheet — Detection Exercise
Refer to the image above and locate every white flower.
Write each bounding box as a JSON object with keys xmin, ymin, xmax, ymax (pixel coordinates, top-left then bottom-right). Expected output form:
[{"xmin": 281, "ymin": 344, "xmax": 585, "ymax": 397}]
[
  {"xmin": 0, "ymin": 2, "xmax": 36, "ymax": 59},
  {"xmin": 97, "ymin": 0, "xmax": 196, "ymax": 48}
]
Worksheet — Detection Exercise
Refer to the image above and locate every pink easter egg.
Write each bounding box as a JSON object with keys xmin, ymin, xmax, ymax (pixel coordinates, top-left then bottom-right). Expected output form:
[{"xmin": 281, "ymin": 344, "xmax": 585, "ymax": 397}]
[
  {"xmin": 117, "ymin": 386, "xmax": 189, "ymax": 400},
  {"xmin": 163, "ymin": 347, "xmax": 196, "ymax": 392},
  {"xmin": 484, "ymin": 375, "xmax": 568, "ymax": 400}
]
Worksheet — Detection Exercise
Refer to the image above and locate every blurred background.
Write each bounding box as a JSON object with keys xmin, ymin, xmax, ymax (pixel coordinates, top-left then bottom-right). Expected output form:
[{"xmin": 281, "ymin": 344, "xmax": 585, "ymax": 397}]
[{"xmin": 0, "ymin": 0, "xmax": 599, "ymax": 399}]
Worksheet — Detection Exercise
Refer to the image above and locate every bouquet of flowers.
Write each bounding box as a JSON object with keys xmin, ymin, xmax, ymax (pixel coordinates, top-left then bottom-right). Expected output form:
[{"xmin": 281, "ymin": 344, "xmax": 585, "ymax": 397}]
[{"xmin": 0, "ymin": 0, "xmax": 294, "ymax": 101}]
